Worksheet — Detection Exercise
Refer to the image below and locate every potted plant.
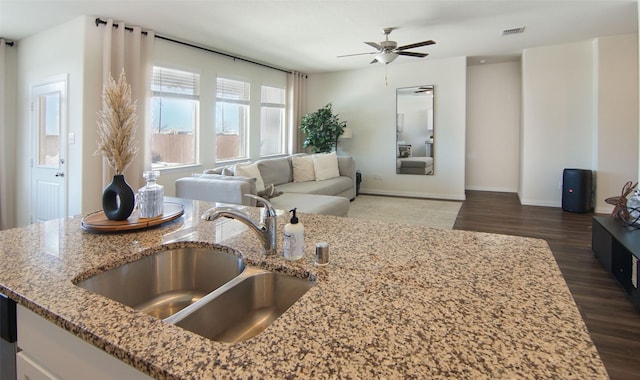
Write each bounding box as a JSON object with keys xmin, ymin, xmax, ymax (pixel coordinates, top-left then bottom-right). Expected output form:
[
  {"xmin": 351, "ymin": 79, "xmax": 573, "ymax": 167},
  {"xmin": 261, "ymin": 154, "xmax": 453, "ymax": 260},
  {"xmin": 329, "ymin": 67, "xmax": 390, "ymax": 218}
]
[
  {"xmin": 300, "ymin": 103, "xmax": 347, "ymax": 153},
  {"xmin": 95, "ymin": 69, "xmax": 139, "ymax": 221}
]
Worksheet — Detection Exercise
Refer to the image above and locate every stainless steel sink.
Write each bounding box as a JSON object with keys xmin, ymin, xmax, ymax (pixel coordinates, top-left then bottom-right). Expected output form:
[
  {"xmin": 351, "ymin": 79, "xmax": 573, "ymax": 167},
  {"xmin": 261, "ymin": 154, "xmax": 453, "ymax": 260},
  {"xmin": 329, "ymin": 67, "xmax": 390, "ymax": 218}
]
[
  {"xmin": 76, "ymin": 247, "xmax": 245, "ymax": 319},
  {"xmin": 171, "ymin": 267, "xmax": 314, "ymax": 343},
  {"xmin": 76, "ymin": 246, "xmax": 314, "ymax": 342}
]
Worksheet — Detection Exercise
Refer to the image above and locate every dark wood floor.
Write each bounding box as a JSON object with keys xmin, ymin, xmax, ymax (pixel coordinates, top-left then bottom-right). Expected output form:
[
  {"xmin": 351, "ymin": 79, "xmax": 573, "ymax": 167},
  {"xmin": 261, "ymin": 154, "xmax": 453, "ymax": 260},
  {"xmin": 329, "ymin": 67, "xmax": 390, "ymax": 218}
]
[{"xmin": 453, "ymin": 190, "xmax": 640, "ymax": 380}]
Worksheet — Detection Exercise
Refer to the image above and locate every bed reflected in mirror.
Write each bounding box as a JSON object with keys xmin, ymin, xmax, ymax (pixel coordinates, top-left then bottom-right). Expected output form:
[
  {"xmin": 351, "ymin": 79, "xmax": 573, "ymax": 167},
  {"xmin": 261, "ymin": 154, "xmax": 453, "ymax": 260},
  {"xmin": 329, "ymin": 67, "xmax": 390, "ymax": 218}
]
[{"xmin": 396, "ymin": 85, "xmax": 434, "ymax": 175}]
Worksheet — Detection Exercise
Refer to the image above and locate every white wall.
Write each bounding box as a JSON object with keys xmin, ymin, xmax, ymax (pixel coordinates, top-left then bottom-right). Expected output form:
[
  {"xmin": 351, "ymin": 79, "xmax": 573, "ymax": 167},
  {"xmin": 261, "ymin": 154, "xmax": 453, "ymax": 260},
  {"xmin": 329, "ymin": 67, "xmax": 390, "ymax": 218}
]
[
  {"xmin": 596, "ymin": 34, "xmax": 638, "ymax": 213},
  {"xmin": 2, "ymin": 43, "xmax": 17, "ymax": 228},
  {"xmin": 466, "ymin": 61, "xmax": 521, "ymax": 192},
  {"xmin": 308, "ymin": 57, "xmax": 467, "ymax": 201},
  {"xmin": 521, "ymin": 41, "xmax": 596, "ymax": 207},
  {"xmin": 15, "ymin": 17, "xmax": 89, "ymax": 226},
  {"xmin": 521, "ymin": 36, "xmax": 638, "ymax": 209}
]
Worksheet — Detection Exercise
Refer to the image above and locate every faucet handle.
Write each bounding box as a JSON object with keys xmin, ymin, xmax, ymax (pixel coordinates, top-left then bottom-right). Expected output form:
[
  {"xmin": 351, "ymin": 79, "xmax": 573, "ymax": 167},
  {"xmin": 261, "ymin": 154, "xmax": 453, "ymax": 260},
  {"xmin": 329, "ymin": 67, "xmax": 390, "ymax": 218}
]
[{"xmin": 244, "ymin": 194, "xmax": 277, "ymax": 217}]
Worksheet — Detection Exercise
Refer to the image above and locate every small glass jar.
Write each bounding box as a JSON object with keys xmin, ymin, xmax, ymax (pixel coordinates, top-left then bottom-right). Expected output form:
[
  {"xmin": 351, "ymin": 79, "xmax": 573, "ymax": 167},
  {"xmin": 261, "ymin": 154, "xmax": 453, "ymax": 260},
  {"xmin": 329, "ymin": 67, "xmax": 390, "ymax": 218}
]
[{"xmin": 137, "ymin": 171, "xmax": 164, "ymax": 218}]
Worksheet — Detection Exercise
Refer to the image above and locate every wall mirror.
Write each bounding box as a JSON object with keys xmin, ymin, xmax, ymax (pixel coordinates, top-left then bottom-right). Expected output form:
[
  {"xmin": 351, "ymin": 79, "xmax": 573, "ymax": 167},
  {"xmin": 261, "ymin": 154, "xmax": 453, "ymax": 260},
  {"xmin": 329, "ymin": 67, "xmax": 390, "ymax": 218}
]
[{"xmin": 396, "ymin": 85, "xmax": 434, "ymax": 175}]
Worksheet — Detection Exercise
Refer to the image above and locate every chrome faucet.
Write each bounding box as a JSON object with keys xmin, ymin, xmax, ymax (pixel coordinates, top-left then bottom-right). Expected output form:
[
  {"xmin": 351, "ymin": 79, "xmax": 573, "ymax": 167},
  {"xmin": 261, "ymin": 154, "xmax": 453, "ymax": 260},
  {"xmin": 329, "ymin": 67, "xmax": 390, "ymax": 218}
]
[{"xmin": 202, "ymin": 194, "xmax": 277, "ymax": 255}]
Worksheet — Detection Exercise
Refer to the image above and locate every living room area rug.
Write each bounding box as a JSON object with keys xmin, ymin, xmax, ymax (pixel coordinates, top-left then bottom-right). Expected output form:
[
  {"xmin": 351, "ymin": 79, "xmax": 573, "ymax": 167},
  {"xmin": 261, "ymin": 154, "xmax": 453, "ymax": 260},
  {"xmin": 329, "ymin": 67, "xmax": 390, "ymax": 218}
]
[{"xmin": 348, "ymin": 195, "xmax": 462, "ymax": 230}]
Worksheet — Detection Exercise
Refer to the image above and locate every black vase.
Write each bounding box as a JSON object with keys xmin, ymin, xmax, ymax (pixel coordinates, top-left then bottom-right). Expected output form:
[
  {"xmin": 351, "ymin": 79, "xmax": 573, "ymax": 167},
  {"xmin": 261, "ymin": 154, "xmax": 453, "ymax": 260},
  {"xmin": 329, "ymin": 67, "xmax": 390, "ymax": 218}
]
[{"xmin": 102, "ymin": 174, "xmax": 135, "ymax": 221}]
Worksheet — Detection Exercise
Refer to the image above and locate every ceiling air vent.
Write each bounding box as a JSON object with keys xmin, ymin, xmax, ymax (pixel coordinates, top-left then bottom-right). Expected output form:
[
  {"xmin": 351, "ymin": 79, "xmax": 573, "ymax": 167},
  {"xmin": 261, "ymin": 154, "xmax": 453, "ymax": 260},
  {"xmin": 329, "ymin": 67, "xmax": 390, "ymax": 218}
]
[{"xmin": 501, "ymin": 26, "xmax": 526, "ymax": 36}]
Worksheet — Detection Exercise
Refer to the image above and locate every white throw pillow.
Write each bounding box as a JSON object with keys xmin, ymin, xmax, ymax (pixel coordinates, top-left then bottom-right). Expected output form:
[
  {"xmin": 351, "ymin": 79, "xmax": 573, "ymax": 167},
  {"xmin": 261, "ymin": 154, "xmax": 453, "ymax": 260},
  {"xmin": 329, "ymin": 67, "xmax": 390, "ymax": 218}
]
[
  {"xmin": 234, "ymin": 162, "xmax": 265, "ymax": 191},
  {"xmin": 292, "ymin": 155, "xmax": 316, "ymax": 182},
  {"xmin": 313, "ymin": 152, "xmax": 340, "ymax": 181}
]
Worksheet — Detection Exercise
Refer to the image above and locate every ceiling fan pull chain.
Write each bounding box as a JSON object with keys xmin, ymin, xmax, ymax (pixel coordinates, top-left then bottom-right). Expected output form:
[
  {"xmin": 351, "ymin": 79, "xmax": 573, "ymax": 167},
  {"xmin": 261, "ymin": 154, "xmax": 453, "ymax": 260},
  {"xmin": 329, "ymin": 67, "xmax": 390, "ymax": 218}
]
[{"xmin": 385, "ymin": 64, "xmax": 388, "ymax": 86}]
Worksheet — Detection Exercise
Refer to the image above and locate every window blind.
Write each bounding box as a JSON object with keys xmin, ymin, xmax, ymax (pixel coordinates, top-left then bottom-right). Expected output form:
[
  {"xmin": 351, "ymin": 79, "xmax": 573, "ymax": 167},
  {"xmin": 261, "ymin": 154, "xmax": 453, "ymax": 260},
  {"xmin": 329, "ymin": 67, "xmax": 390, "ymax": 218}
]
[
  {"xmin": 152, "ymin": 67, "xmax": 200, "ymax": 98},
  {"xmin": 261, "ymin": 85, "xmax": 285, "ymax": 108},
  {"xmin": 217, "ymin": 77, "xmax": 250, "ymax": 102}
]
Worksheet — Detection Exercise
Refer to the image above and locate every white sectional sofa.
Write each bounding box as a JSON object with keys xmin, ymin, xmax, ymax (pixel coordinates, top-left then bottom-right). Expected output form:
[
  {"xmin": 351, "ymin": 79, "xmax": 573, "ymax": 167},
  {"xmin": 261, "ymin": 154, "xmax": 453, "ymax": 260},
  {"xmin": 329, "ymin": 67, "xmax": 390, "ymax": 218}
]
[{"xmin": 175, "ymin": 153, "xmax": 356, "ymax": 216}]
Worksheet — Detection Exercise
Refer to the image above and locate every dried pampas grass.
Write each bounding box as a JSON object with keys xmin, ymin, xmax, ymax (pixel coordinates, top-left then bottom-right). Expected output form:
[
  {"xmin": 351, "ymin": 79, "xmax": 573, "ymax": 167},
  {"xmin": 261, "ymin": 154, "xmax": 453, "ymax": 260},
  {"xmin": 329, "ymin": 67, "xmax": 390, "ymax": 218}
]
[{"xmin": 95, "ymin": 69, "xmax": 139, "ymax": 175}]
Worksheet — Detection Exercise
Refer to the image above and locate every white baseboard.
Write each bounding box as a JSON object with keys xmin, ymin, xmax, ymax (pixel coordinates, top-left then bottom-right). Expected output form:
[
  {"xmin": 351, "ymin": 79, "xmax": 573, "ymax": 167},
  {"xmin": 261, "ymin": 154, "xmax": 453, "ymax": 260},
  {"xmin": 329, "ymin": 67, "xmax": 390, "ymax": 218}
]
[
  {"xmin": 465, "ymin": 185, "xmax": 518, "ymax": 193},
  {"xmin": 519, "ymin": 198, "xmax": 562, "ymax": 208}
]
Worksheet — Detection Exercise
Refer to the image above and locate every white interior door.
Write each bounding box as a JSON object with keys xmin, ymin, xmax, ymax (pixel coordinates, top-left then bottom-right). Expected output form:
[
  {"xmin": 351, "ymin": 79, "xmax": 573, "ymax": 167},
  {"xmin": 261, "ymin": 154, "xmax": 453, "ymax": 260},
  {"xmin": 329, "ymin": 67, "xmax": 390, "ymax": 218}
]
[{"xmin": 31, "ymin": 76, "xmax": 67, "ymax": 223}]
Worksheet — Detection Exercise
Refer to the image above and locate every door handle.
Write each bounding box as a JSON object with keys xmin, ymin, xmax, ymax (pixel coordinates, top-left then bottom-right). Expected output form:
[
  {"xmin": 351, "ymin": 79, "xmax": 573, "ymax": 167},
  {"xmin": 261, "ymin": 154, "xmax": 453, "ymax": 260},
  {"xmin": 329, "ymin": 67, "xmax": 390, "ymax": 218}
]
[{"xmin": 55, "ymin": 171, "xmax": 64, "ymax": 177}]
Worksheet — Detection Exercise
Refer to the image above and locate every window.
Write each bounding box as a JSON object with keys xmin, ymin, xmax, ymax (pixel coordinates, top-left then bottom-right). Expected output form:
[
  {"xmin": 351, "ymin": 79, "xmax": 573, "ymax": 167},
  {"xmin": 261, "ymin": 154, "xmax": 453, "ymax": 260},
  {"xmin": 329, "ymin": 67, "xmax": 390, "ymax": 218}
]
[
  {"xmin": 260, "ymin": 85, "xmax": 286, "ymax": 156},
  {"xmin": 151, "ymin": 66, "xmax": 200, "ymax": 168},
  {"xmin": 216, "ymin": 77, "xmax": 250, "ymax": 161},
  {"xmin": 37, "ymin": 92, "xmax": 61, "ymax": 167}
]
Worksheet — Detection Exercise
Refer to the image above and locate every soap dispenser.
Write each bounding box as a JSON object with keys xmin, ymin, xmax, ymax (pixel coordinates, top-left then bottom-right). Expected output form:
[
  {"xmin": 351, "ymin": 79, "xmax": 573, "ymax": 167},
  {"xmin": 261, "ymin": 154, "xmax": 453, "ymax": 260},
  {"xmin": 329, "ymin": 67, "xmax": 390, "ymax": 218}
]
[{"xmin": 284, "ymin": 208, "xmax": 304, "ymax": 260}]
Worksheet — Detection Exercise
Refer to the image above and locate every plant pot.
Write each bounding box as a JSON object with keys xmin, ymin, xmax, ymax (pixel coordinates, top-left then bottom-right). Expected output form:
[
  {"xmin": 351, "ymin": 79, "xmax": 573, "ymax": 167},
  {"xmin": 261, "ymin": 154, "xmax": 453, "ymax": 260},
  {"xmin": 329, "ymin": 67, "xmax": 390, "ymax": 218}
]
[{"xmin": 102, "ymin": 174, "xmax": 135, "ymax": 221}]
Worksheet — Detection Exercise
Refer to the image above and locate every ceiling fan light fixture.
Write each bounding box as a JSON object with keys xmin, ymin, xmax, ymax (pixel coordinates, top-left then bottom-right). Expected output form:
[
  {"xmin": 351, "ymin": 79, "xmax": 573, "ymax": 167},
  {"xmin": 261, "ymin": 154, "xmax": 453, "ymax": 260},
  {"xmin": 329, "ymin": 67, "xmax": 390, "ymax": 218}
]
[{"xmin": 375, "ymin": 52, "xmax": 399, "ymax": 64}]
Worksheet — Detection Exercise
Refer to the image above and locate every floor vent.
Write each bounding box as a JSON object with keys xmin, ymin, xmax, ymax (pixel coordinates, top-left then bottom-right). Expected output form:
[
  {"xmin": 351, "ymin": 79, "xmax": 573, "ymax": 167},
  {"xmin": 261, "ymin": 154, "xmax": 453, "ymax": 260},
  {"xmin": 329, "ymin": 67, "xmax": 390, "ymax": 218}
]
[{"xmin": 501, "ymin": 26, "xmax": 526, "ymax": 36}]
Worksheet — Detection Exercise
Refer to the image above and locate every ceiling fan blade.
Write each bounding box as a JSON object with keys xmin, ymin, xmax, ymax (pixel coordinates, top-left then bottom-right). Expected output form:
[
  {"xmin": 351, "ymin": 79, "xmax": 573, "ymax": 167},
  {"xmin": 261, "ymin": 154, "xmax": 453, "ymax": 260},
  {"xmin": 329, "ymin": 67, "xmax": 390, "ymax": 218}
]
[
  {"xmin": 398, "ymin": 51, "xmax": 428, "ymax": 58},
  {"xmin": 370, "ymin": 58, "xmax": 379, "ymax": 64},
  {"xmin": 365, "ymin": 41, "xmax": 382, "ymax": 50},
  {"xmin": 396, "ymin": 40, "xmax": 436, "ymax": 51},
  {"xmin": 415, "ymin": 87, "xmax": 432, "ymax": 93},
  {"xmin": 337, "ymin": 52, "xmax": 378, "ymax": 58}
]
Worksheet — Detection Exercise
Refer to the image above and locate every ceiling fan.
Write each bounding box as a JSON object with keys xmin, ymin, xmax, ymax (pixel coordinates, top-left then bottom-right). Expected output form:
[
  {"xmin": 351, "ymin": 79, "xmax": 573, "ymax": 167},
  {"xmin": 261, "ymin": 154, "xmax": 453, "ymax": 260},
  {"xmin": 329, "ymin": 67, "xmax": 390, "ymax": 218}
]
[{"xmin": 338, "ymin": 27, "xmax": 436, "ymax": 64}]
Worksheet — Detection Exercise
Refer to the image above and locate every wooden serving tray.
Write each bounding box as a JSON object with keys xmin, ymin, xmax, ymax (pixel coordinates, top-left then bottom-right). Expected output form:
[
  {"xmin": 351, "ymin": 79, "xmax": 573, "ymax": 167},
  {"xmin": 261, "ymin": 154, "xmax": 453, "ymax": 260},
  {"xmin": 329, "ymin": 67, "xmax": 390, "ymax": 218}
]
[{"xmin": 81, "ymin": 202, "xmax": 184, "ymax": 233}]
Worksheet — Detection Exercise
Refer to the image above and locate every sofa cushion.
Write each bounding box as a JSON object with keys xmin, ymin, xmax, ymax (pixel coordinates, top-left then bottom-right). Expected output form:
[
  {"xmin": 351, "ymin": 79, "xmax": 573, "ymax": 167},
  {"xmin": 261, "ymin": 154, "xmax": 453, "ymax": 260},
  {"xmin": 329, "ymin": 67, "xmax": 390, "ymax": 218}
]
[
  {"xmin": 276, "ymin": 176, "xmax": 353, "ymax": 197},
  {"xmin": 234, "ymin": 162, "xmax": 265, "ymax": 191},
  {"xmin": 292, "ymin": 155, "xmax": 316, "ymax": 182},
  {"xmin": 269, "ymin": 193, "xmax": 349, "ymax": 217},
  {"xmin": 313, "ymin": 152, "xmax": 340, "ymax": 181},
  {"xmin": 257, "ymin": 157, "xmax": 292, "ymax": 186}
]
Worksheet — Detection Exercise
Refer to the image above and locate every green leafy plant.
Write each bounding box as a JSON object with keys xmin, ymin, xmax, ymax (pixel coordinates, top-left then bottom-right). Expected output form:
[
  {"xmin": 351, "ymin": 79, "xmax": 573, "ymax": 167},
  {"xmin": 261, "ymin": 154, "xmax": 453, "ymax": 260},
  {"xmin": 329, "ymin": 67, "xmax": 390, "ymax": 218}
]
[{"xmin": 300, "ymin": 103, "xmax": 347, "ymax": 153}]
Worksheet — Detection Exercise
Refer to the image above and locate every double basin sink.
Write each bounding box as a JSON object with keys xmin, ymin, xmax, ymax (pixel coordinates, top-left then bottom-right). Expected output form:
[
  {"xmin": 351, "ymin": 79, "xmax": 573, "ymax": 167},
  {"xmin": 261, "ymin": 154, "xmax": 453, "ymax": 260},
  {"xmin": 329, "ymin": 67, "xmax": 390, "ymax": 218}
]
[{"xmin": 75, "ymin": 246, "xmax": 314, "ymax": 343}]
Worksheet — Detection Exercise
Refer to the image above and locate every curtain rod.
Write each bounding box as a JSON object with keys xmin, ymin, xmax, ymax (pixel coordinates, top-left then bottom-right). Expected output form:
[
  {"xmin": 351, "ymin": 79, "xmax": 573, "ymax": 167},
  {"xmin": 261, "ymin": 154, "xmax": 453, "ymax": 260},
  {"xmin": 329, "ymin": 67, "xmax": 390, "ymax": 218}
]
[
  {"xmin": 95, "ymin": 18, "xmax": 293, "ymax": 75},
  {"xmin": 1, "ymin": 40, "xmax": 14, "ymax": 47}
]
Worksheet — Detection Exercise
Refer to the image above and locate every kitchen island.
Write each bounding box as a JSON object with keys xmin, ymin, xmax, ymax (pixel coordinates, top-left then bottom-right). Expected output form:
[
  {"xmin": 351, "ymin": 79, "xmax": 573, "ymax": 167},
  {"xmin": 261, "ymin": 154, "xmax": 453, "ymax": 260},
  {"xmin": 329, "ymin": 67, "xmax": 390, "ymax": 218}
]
[{"xmin": 0, "ymin": 198, "xmax": 607, "ymax": 379}]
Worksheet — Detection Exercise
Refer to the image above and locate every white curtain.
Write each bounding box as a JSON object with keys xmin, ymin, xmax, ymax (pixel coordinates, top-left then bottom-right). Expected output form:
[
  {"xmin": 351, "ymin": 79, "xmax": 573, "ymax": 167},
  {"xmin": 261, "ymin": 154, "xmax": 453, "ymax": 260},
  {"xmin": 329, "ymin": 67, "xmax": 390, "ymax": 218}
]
[
  {"xmin": 287, "ymin": 71, "xmax": 307, "ymax": 154},
  {"xmin": 100, "ymin": 19, "xmax": 154, "ymax": 190}
]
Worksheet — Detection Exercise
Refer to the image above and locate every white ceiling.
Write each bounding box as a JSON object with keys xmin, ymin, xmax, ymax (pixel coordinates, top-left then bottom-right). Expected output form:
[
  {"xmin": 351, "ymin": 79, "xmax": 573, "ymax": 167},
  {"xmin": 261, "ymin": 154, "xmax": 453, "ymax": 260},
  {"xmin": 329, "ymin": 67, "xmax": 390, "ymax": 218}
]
[{"xmin": 0, "ymin": 0, "xmax": 637, "ymax": 73}]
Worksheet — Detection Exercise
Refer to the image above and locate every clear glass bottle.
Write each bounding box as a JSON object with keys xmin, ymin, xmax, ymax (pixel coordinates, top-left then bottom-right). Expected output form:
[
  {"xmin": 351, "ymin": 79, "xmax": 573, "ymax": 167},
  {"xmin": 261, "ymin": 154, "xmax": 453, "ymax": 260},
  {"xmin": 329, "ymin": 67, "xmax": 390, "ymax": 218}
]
[
  {"xmin": 137, "ymin": 170, "xmax": 164, "ymax": 218},
  {"xmin": 627, "ymin": 189, "xmax": 640, "ymax": 225}
]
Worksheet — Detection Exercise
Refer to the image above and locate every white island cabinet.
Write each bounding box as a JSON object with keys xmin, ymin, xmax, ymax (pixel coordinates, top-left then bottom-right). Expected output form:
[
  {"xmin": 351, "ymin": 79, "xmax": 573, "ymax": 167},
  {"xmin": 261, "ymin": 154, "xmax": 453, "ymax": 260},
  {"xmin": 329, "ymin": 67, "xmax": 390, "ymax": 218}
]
[{"xmin": 17, "ymin": 305, "xmax": 151, "ymax": 380}]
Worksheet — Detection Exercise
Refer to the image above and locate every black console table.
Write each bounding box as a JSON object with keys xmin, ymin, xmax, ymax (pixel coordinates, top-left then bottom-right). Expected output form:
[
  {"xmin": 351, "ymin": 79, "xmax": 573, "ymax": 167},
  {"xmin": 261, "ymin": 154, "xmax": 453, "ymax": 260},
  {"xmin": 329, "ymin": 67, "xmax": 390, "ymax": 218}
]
[{"xmin": 592, "ymin": 216, "xmax": 640, "ymax": 311}]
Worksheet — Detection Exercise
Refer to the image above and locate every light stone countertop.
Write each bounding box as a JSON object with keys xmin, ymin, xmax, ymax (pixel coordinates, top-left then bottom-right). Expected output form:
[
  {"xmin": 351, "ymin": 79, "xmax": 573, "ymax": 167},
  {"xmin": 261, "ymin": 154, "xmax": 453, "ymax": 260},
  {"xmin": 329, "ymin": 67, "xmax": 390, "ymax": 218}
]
[{"xmin": 0, "ymin": 198, "xmax": 608, "ymax": 379}]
